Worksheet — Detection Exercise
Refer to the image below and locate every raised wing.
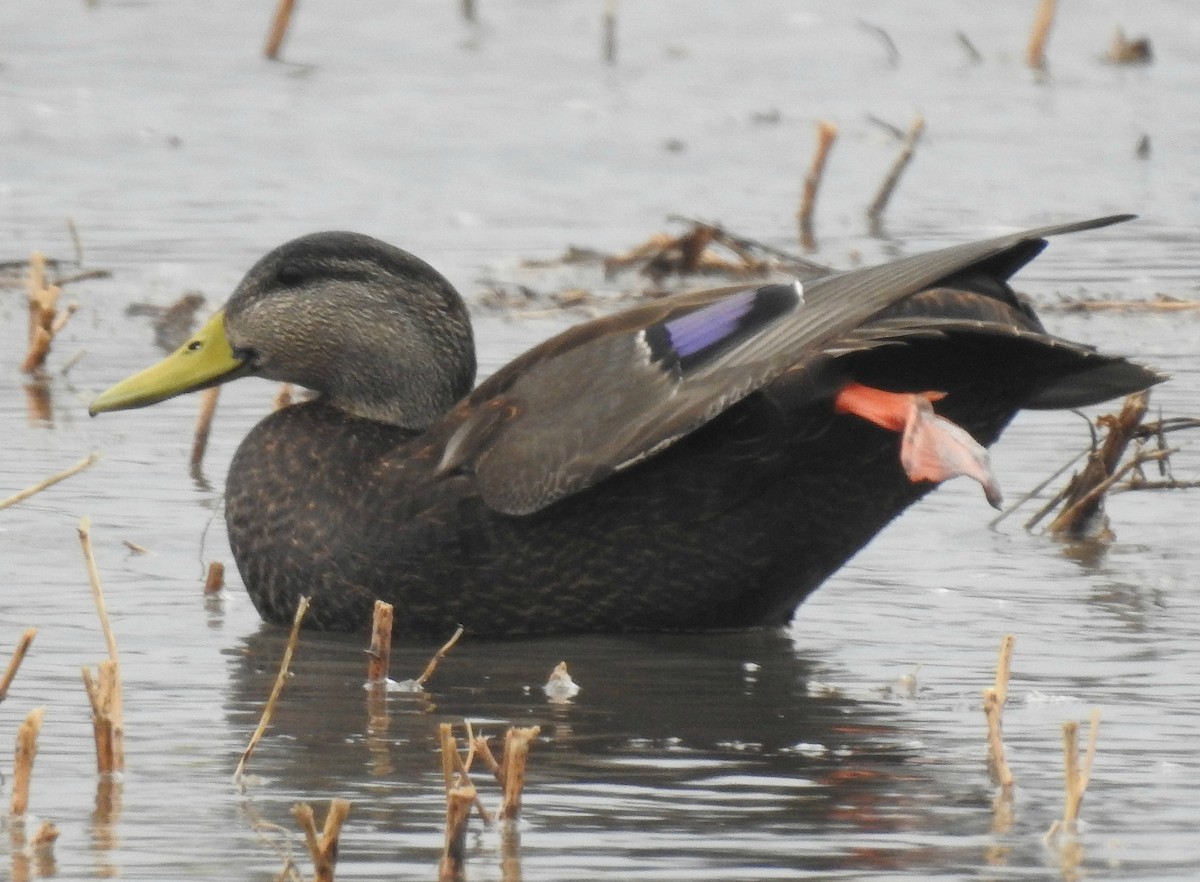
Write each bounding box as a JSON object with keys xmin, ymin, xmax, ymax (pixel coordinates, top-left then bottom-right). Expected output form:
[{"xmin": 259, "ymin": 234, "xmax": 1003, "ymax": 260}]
[{"xmin": 436, "ymin": 215, "xmax": 1137, "ymax": 515}]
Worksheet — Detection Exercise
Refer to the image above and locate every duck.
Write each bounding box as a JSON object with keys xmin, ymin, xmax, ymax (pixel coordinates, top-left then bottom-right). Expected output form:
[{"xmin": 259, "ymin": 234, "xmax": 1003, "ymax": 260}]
[{"xmin": 90, "ymin": 216, "xmax": 1162, "ymax": 637}]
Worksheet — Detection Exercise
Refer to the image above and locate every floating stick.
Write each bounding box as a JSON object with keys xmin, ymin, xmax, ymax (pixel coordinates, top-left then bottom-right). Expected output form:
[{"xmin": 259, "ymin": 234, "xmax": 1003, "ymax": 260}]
[
  {"xmin": 234, "ymin": 596, "xmax": 310, "ymax": 782},
  {"xmin": 415, "ymin": 625, "xmax": 465, "ymax": 689},
  {"xmin": 0, "ymin": 628, "xmax": 37, "ymax": 704},
  {"xmin": 264, "ymin": 0, "xmax": 296, "ymax": 60},
  {"xmin": 292, "ymin": 800, "xmax": 351, "ymax": 882},
  {"xmin": 0, "ymin": 452, "xmax": 100, "ymax": 511},
  {"xmin": 1026, "ymin": 0, "xmax": 1056, "ymax": 70},
  {"xmin": 79, "ymin": 517, "xmax": 125, "ymax": 773},
  {"xmin": 367, "ymin": 601, "xmax": 394, "ymax": 683},
  {"xmin": 867, "ymin": 116, "xmax": 925, "ymax": 229},
  {"xmin": 191, "ymin": 387, "xmax": 221, "ymax": 469},
  {"xmin": 797, "ymin": 121, "xmax": 838, "ymax": 251},
  {"xmin": 11, "ymin": 707, "xmax": 46, "ymax": 815}
]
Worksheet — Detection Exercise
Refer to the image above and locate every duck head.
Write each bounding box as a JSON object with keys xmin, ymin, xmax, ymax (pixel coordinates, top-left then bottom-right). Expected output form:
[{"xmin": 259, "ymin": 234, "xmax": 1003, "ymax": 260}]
[{"xmin": 90, "ymin": 232, "xmax": 477, "ymax": 430}]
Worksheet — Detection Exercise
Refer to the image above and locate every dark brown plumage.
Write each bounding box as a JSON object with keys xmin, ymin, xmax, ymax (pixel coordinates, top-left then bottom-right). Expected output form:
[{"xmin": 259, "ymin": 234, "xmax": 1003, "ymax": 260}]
[{"xmin": 92, "ymin": 216, "xmax": 1162, "ymax": 636}]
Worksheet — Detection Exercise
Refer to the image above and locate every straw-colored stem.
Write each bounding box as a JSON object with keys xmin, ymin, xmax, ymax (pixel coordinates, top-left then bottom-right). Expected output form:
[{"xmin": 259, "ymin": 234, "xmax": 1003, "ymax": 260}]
[
  {"xmin": 498, "ymin": 726, "xmax": 540, "ymax": 821},
  {"xmin": 367, "ymin": 601, "xmax": 394, "ymax": 683},
  {"xmin": 0, "ymin": 628, "xmax": 37, "ymax": 704},
  {"xmin": 415, "ymin": 625, "xmax": 465, "ymax": 688},
  {"xmin": 1062, "ymin": 710, "xmax": 1101, "ymax": 829},
  {"xmin": 994, "ymin": 634, "xmax": 1015, "ymax": 706},
  {"xmin": 234, "ymin": 596, "xmax": 310, "ymax": 781},
  {"xmin": 191, "ymin": 387, "xmax": 221, "ymax": 468},
  {"xmin": 81, "ymin": 659, "xmax": 123, "ymax": 774},
  {"xmin": 264, "ymin": 0, "xmax": 296, "ymax": 60},
  {"xmin": 439, "ymin": 783, "xmax": 477, "ymax": 881},
  {"xmin": 11, "ymin": 707, "xmax": 46, "ymax": 815},
  {"xmin": 0, "ymin": 452, "xmax": 100, "ymax": 511},
  {"xmin": 79, "ymin": 518, "xmax": 125, "ymax": 771},
  {"xmin": 1026, "ymin": 0, "xmax": 1056, "ymax": 70},
  {"xmin": 292, "ymin": 799, "xmax": 351, "ymax": 882},
  {"xmin": 797, "ymin": 121, "xmax": 838, "ymax": 251}
]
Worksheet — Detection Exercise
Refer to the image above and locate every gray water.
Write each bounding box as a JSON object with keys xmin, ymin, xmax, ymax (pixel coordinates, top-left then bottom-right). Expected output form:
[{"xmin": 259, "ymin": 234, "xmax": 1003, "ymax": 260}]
[{"xmin": 2, "ymin": 1, "xmax": 1199, "ymax": 880}]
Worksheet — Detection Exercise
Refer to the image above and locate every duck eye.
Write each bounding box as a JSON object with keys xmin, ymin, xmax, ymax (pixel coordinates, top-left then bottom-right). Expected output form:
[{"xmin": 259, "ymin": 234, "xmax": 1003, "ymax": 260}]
[{"xmin": 187, "ymin": 340, "xmax": 203, "ymax": 352}]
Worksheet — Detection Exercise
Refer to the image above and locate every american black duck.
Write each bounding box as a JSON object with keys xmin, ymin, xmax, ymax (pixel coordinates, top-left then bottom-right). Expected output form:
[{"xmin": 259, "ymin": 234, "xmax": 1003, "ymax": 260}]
[{"xmin": 91, "ymin": 216, "xmax": 1162, "ymax": 637}]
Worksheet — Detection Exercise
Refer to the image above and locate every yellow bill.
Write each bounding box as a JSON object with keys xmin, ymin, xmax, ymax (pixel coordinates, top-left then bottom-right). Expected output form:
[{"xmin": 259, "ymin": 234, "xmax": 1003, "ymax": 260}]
[{"xmin": 89, "ymin": 310, "xmax": 248, "ymax": 415}]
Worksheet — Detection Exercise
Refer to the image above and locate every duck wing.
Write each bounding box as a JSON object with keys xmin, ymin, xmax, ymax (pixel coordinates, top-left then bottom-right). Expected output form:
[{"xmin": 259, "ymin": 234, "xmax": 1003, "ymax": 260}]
[{"xmin": 436, "ymin": 215, "xmax": 1141, "ymax": 516}]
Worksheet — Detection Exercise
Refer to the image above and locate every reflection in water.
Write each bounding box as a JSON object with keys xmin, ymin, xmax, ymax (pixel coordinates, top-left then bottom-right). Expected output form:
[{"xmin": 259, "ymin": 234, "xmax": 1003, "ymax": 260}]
[
  {"xmin": 220, "ymin": 626, "xmax": 971, "ymax": 877},
  {"xmin": 23, "ymin": 381, "xmax": 52, "ymax": 426},
  {"xmin": 91, "ymin": 776, "xmax": 122, "ymax": 879}
]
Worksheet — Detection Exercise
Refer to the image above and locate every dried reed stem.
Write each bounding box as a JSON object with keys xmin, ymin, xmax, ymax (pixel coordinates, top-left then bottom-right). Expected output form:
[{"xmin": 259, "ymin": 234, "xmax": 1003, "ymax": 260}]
[
  {"xmin": 1060, "ymin": 710, "xmax": 1101, "ymax": 832},
  {"xmin": 11, "ymin": 707, "xmax": 46, "ymax": 815},
  {"xmin": 264, "ymin": 0, "xmax": 296, "ymax": 60},
  {"xmin": 498, "ymin": 726, "xmax": 540, "ymax": 820},
  {"xmin": 1048, "ymin": 392, "xmax": 1149, "ymax": 539},
  {"xmin": 292, "ymin": 799, "xmax": 351, "ymax": 882},
  {"xmin": 993, "ymin": 634, "xmax": 1014, "ymax": 706},
  {"xmin": 1026, "ymin": 0, "xmax": 1056, "ymax": 70},
  {"xmin": 367, "ymin": 601, "xmax": 394, "ymax": 683},
  {"xmin": 415, "ymin": 625, "xmax": 465, "ymax": 688},
  {"xmin": 867, "ymin": 115, "xmax": 925, "ymax": 227},
  {"xmin": 79, "ymin": 517, "xmax": 125, "ymax": 772},
  {"xmin": 82, "ymin": 661, "xmax": 122, "ymax": 774},
  {"xmin": 797, "ymin": 121, "xmax": 838, "ymax": 251},
  {"xmin": 204, "ymin": 561, "xmax": 225, "ymax": 595},
  {"xmin": 0, "ymin": 452, "xmax": 101, "ymax": 511},
  {"xmin": 22, "ymin": 252, "xmax": 75, "ymax": 374},
  {"xmin": 439, "ymin": 783, "xmax": 477, "ymax": 881},
  {"xmin": 0, "ymin": 628, "xmax": 37, "ymax": 704},
  {"xmin": 472, "ymin": 733, "xmax": 503, "ymax": 783},
  {"xmin": 234, "ymin": 596, "xmax": 310, "ymax": 781},
  {"xmin": 191, "ymin": 387, "xmax": 221, "ymax": 468}
]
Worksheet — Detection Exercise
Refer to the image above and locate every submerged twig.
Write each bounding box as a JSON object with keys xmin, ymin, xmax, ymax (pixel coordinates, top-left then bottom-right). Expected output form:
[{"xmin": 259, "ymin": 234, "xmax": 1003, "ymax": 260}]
[
  {"xmin": 235, "ymin": 597, "xmax": 310, "ymax": 782},
  {"xmin": 0, "ymin": 628, "xmax": 37, "ymax": 704},
  {"xmin": 867, "ymin": 115, "xmax": 925, "ymax": 231},
  {"xmin": 797, "ymin": 121, "xmax": 838, "ymax": 251},
  {"xmin": 0, "ymin": 452, "xmax": 100, "ymax": 512},
  {"xmin": 191, "ymin": 387, "xmax": 221, "ymax": 469},
  {"xmin": 415, "ymin": 625, "xmax": 465, "ymax": 689},
  {"xmin": 1026, "ymin": 0, "xmax": 1056, "ymax": 70},
  {"xmin": 264, "ymin": 0, "xmax": 296, "ymax": 60}
]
